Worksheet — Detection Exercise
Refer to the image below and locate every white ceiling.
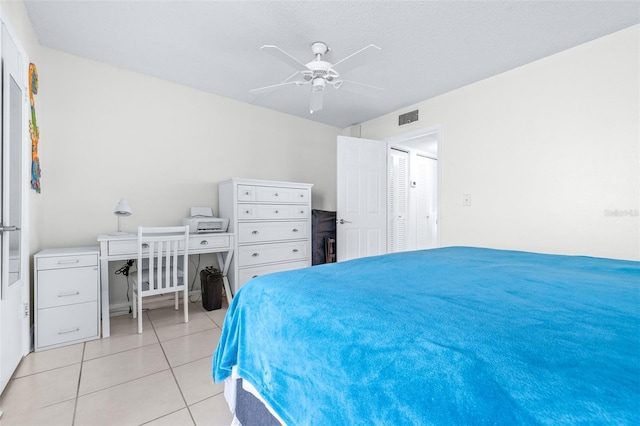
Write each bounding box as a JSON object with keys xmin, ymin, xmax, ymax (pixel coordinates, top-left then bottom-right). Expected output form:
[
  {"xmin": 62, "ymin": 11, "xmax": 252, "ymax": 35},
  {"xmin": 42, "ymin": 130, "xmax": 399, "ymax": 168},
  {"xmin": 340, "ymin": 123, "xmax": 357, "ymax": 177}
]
[{"xmin": 23, "ymin": 1, "xmax": 640, "ymax": 129}]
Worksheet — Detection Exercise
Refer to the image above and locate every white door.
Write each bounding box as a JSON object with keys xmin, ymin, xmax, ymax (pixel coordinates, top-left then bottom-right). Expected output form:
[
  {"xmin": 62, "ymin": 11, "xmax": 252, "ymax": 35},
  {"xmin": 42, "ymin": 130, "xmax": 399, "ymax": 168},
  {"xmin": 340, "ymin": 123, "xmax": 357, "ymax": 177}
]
[
  {"xmin": 0, "ymin": 23, "xmax": 29, "ymax": 395},
  {"xmin": 336, "ymin": 136, "xmax": 387, "ymax": 262},
  {"xmin": 415, "ymin": 154, "xmax": 438, "ymax": 250}
]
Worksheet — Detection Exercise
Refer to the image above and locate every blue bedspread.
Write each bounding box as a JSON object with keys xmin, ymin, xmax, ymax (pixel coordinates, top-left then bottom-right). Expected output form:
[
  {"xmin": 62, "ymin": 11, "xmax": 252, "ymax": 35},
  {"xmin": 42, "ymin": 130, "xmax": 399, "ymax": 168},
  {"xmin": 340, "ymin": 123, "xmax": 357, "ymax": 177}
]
[{"xmin": 213, "ymin": 247, "xmax": 640, "ymax": 425}]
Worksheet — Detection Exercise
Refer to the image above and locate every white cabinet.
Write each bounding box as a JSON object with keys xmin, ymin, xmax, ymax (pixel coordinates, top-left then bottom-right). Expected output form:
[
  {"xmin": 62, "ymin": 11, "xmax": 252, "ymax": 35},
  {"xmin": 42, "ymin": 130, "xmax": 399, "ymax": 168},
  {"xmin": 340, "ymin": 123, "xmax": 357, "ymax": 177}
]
[
  {"xmin": 219, "ymin": 178, "xmax": 313, "ymax": 293},
  {"xmin": 34, "ymin": 247, "xmax": 100, "ymax": 351}
]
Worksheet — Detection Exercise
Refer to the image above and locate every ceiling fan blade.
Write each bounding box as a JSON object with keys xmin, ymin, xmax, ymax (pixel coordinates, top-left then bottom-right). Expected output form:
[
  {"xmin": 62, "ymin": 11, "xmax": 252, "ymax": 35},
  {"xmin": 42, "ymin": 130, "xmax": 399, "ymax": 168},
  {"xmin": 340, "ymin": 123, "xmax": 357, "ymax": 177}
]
[
  {"xmin": 309, "ymin": 89, "xmax": 324, "ymax": 114},
  {"xmin": 261, "ymin": 45, "xmax": 307, "ymax": 70},
  {"xmin": 332, "ymin": 44, "xmax": 381, "ymax": 75},
  {"xmin": 250, "ymin": 79, "xmax": 305, "ymax": 95},
  {"xmin": 334, "ymin": 79, "xmax": 384, "ymax": 97}
]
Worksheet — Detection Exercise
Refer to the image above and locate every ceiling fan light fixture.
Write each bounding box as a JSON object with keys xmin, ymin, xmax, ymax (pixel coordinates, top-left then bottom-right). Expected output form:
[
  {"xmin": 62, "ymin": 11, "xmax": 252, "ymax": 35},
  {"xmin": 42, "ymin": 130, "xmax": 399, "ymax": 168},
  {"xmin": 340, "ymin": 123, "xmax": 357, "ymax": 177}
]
[{"xmin": 312, "ymin": 78, "xmax": 326, "ymax": 92}]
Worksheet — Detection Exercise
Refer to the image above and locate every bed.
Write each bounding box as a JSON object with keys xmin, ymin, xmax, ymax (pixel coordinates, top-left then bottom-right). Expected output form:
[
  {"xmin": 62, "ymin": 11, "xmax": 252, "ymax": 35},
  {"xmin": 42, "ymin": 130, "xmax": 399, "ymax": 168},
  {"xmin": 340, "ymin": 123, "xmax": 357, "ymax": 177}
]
[{"xmin": 213, "ymin": 246, "xmax": 640, "ymax": 425}]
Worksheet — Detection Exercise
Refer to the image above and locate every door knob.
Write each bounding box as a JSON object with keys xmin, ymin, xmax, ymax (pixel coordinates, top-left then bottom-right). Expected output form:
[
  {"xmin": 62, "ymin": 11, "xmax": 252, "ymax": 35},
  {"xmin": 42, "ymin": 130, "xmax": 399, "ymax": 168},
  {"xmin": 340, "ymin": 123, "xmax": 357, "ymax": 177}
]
[{"xmin": 339, "ymin": 219, "xmax": 352, "ymax": 224}]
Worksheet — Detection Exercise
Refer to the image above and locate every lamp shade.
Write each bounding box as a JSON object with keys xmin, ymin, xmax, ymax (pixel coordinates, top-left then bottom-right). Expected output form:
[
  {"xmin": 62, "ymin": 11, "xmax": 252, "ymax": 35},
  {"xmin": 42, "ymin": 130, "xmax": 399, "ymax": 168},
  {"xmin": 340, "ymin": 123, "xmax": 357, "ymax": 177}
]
[{"xmin": 113, "ymin": 198, "xmax": 132, "ymax": 216}]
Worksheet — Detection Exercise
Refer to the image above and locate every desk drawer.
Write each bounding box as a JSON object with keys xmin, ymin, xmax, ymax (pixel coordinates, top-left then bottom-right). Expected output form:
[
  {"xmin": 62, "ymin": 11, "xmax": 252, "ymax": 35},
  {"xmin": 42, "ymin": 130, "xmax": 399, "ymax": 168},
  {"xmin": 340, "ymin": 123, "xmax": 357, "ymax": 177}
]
[
  {"xmin": 238, "ymin": 221, "xmax": 309, "ymax": 244},
  {"xmin": 108, "ymin": 240, "xmax": 139, "ymax": 256},
  {"xmin": 238, "ymin": 260, "xmax": 310, "ymax": 288},
  {"xmin": 109, "ymin": 235, "xmax": 230, "ymax": 256},
  {"xmin": 37, "ymin": 254, "xmax": 97, "ymax": 271},
  {"xmin": 239, "ymin": 241, "xmax": 308, "ymax": 266},
  {"xmin": 238, "ymin": 204, "xmax": 309, "ymax": 221},
  {"xmin": 189, "ymin": 234, "xmax": 230, "ymax": 251},
  {"xmin": 38, "ymin": 267, "xmax": 98, "ymax": 309},
  {"xmin": 37, "ymin": 302, "xmax": 98, "ymax": 348}
]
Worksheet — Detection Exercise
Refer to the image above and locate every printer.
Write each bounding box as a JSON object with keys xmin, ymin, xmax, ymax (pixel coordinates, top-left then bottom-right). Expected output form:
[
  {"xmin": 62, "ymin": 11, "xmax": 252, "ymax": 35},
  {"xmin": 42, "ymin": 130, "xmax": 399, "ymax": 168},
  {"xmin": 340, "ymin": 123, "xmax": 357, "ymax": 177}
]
[{"xmin": 182, "ymin": 207, "xmax": 229, "ymax": 234}]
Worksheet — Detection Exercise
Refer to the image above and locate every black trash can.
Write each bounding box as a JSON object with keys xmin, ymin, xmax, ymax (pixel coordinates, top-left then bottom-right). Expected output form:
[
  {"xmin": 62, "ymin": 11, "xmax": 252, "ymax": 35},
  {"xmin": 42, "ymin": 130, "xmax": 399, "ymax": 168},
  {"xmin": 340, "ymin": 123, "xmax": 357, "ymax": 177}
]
[{"xmin": 200, "ymin": 267, "xmax": 223, "ymax": 311}]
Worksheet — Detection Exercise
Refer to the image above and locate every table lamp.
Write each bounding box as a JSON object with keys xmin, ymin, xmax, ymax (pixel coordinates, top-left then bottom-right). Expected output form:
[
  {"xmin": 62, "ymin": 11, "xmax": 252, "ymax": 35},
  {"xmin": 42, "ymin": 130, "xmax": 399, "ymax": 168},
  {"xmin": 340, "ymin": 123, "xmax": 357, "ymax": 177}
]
[{"xmin": 113, "ymin": 198, "xmax": 132, "ymax": 234}]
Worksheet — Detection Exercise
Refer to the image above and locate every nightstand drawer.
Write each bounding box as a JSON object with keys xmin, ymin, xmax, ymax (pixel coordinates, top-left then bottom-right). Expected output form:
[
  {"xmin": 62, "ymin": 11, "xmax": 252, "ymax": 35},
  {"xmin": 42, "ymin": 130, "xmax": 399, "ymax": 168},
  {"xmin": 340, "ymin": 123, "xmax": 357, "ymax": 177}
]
[
  {"xmin": 37, "ymin": 267, "xmax": 98, "ymax": 309},
  {"xmin": 238, "ymin": 221, "xmax": 309, "ymax": 243},
  {"xmin": 37, "ymin": 302, "xmax": 98, "ymax": 348},
  {"xmin": 37, "ymin": 254, "xmax": 97, "ymax": 270},
  {"xmin": 239, "ymin": 241, "xmax": 308, "ymax": 266}
]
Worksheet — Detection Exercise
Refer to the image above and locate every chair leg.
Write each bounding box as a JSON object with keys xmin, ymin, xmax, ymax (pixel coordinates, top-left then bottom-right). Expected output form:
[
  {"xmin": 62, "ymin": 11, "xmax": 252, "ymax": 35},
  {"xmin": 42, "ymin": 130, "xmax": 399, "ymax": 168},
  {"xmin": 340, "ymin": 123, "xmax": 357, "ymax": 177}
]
[
  {"xmin": 184, "ymin": 286, "xmax": 189, "ymax": 324},
  {"xmin": 137, "ymin": 295, "xmax": 143, "ymax": 334}
]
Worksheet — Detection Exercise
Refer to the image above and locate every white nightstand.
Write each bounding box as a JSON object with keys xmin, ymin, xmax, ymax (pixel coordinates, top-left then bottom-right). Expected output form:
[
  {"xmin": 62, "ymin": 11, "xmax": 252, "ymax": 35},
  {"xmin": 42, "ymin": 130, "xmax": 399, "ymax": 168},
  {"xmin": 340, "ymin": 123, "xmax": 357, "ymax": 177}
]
[{"xmin": 34, "ymin": 247, "xmax": 100, "ymax": 351}]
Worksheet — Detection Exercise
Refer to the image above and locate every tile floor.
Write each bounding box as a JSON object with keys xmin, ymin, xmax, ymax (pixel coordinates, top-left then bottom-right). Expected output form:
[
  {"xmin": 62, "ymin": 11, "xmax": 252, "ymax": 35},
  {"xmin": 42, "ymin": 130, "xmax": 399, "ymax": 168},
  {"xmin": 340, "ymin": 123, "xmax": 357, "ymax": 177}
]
[{"xmin": 0, "ymin": 301, "xmax": 233, "ymax": 426}]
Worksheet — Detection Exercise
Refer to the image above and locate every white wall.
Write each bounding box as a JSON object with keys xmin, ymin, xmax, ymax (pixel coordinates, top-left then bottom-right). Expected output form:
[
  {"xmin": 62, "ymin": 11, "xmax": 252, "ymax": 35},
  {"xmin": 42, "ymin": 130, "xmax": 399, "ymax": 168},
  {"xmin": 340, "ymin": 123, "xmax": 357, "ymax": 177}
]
[
  {"xmin": 359, "ymin": 25, "xmax": 640, "ymax": 261},
  {"xmin": 35, "ymin": 47, "xmax": 339, "ymax": 250},
  {"xmin": 31, "ymin": 49, "xmax": 340, "ymax": 309}
]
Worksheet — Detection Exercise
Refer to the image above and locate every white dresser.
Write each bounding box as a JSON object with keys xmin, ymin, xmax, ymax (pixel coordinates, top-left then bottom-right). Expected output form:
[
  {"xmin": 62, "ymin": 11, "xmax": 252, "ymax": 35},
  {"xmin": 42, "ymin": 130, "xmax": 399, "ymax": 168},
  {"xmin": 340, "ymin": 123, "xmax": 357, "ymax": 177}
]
[
  {"xmin": 34, "ymin": 247, "xmax": 100, "ymax": 351},
  {"xmin": 219, "ymin": 178, "xmax": 313, "ymax": 294}
]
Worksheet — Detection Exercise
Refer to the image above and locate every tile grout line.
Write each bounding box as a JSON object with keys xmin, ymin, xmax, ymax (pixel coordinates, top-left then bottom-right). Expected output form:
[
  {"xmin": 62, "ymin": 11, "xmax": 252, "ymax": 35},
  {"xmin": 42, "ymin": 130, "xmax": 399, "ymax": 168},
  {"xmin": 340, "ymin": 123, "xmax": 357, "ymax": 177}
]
[
  {"xmin": 152, "ymin": 306, "xmax": 199, "ymax": 426},
  {"xmin": 71, "ymin": 343, "xmax": 86, "ymax": 426}
]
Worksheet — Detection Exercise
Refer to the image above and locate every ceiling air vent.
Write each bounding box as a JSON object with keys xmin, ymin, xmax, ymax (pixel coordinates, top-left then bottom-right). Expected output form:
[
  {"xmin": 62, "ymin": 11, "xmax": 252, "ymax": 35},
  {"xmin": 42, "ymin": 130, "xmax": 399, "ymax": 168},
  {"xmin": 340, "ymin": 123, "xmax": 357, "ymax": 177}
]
[{"xmin": 399, "ymin": 110, "xmax": 419, "ymax": 126}]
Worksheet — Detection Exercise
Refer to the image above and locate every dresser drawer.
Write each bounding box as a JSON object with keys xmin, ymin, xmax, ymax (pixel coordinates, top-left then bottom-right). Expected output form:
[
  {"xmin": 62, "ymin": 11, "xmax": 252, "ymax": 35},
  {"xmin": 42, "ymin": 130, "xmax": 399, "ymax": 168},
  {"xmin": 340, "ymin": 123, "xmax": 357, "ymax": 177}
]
[
  {"xmin": 37, "ymin": 254, "xmax": 97, "ymax": 271},
  {"xmin": 238, "ymin": 260, "xmax": 310, "ymax": 288},
  {"xmin": 238, "ymin": 204, "xmax": 309, "ymax": 221},
  {"xmin": 37, "ymin": 267, "xmax": 99, "ymax": 309},
  {"xmin": 237, "ymin": 185, "xmax": 310, "ymax": 204},
  {"xmin": 237, "ymin": 185, "xmax": 255, "ymax": 201},
  {"xmin": 255, "ymin": 186, "xmax": 310, "ymax": 203},
  {"xmin": 239, "ymin": 241, "xmax": 309, "ymax": 266},
  {"xmin": 37, "ymin": 302, "xmax": 98, "ymax": 348},
  {"xmin": 238, "ymin": 221, "xmax": 309, "ymax": 244},
  {"xmin": 189, "ymin": 234, "xmax": 230, "ymax": 251}
]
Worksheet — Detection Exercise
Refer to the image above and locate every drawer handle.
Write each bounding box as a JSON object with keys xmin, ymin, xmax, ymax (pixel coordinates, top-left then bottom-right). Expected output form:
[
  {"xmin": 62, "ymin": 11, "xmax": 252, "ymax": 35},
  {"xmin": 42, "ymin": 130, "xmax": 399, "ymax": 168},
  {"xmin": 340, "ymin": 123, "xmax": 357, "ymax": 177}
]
[
  {"xmin": 142, "ymin": 243, "xmax": 150, "ymax": 249},
  {"xmin": 58, "ymin": 327, "xmax": 80, "ymax": 335},
  {"xmin": 292, "ymin": 249, "xmax": 299, "ymax": 253},
  {"xmin": 57, "ymin": 259, "xmax": 80, "ymax": 265},
  {"xmin": 252, "ymin": 253, "xmax": 259, "ymax": 257},
  {"xmin": 292, "ymin": 228, "xmax": 299, "ymax": 233},
  {"xmin": 274, "ymin": 193, "xmax": 279, "ymax": 197},
  {"xmin": 251, "ymin": 230, "xmax": 259, "ymax": 235},
  {"xmin": 200, "ymin": 240, "xmax": 209, "ymax": 245},
  {"xmin": 245, "ymin": 210, "xmax": 250, "ymax": 214},
  {"xmin": 300, "ymin": 210, "xmax": 305, "ymax": 214},
  {"xmin": 245, "ymin": 191, "xmax": 250, "ymax": 195},
  {"xmin": 58, "ymin": 291, "xmax": 80, "ymax": 297},
  {"xmin": 299, "ymin": 194, "xmax": 304, "ymax": 197},
  {"xmin": 252, "ymin": 275, "xmax": 259, "ymax": 279},
  {"xmin": 274, "ymin": 210, "xmax": 279, "ymax": 214}
]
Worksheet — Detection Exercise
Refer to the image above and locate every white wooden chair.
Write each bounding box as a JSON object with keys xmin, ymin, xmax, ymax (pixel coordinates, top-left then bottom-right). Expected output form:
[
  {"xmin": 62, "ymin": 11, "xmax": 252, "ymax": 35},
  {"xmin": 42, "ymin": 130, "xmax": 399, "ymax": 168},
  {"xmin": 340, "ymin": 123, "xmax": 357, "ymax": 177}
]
[{"xmin": 132, "ymin": 226, "xmax": 189, "ymax": 334}]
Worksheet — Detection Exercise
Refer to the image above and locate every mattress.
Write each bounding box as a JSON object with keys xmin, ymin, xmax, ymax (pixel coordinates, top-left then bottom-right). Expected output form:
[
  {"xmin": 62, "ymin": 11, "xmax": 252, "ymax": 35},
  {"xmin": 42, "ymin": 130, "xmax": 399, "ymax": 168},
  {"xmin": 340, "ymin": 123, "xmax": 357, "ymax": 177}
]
[{"xmin": 213, "ymin": 247, "xmax": 640, "ymax": 424}]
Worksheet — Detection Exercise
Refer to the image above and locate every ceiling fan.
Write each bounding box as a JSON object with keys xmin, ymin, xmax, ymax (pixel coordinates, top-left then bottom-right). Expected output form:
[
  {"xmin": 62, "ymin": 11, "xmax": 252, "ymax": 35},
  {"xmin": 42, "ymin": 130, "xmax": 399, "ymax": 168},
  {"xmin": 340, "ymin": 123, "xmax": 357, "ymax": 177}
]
[{"xmin": 250, "ymin": 41, "xmax": 383, "ymax": 114}]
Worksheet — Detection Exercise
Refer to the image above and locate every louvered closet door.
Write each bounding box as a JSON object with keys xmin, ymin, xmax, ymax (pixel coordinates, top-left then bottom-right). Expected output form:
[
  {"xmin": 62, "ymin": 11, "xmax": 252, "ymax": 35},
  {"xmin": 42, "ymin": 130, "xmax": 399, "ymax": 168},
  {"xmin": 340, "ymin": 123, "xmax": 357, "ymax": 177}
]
[{"xmin": 388, "ymin": 148, "xmax": 409, "ymax": 253}]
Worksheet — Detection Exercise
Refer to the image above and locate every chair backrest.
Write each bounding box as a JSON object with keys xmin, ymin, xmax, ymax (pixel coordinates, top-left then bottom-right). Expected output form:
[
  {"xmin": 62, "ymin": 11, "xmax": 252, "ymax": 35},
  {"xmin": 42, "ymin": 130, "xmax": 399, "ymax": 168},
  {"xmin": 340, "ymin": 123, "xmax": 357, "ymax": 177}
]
[{"xmin": 137, "ymin": 226, "xmax": 189, "ymax": 295}]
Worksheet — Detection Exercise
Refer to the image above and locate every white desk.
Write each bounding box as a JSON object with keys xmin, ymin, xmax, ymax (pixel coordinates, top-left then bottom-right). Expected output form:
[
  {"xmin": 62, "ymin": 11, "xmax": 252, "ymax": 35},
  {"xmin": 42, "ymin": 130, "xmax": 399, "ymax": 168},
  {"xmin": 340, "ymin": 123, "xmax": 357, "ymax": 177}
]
[{"xmin": 97, "ymin": 232, "xmax": 234, "ymax": 337}]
